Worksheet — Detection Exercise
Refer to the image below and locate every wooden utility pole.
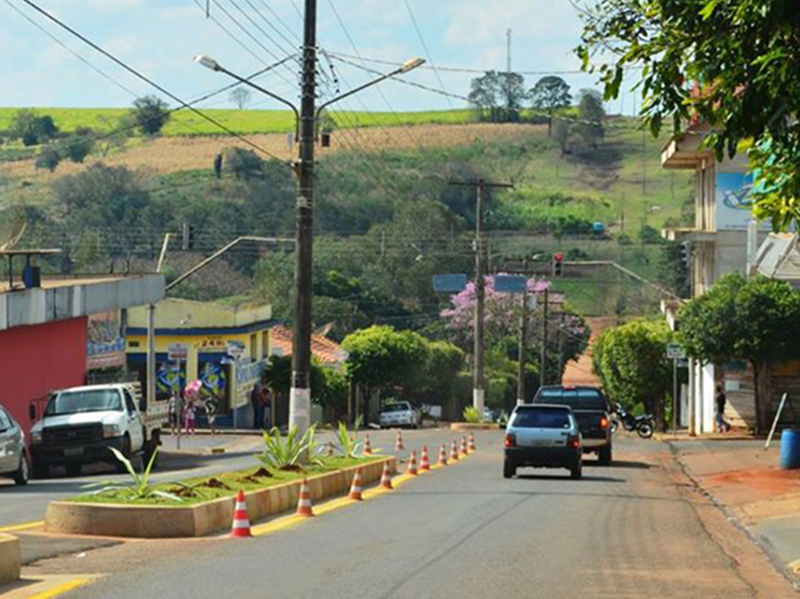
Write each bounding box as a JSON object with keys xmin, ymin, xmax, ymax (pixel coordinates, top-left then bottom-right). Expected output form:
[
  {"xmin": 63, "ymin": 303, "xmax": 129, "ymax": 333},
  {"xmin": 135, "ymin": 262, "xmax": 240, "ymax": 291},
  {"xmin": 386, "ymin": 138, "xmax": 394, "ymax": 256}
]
[
  {"xmin": 449, "ymin": 178, "xmax": 513, "ymax": 416},
  {"xmin": 540, "ymin": 287, "xmax": 549, "ymax": 389}
]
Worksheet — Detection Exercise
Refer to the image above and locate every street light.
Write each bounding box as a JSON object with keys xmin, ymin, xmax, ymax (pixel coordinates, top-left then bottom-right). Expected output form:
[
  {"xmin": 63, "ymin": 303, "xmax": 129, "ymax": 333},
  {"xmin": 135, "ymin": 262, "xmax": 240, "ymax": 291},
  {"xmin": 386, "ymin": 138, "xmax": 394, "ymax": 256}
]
[{"xmin": 194, "ymin": 52, "xmax": 425, "ymax": 434}]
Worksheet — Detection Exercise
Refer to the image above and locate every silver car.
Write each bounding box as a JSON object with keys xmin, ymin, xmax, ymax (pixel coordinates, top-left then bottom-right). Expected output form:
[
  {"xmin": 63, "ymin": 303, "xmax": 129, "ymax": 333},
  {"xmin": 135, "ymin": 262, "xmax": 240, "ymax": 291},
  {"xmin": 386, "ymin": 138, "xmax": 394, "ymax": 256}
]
[
  {"xmin": 504, "ymin": 404, "xmax": 582, "ymax": 479},
  {"xmin": 0, "ymin": 405, "xmax": 29, "ymax": 485},
  {"xmin": 379, "ymin": 401, "xmax": 419, "ymax": 429}
]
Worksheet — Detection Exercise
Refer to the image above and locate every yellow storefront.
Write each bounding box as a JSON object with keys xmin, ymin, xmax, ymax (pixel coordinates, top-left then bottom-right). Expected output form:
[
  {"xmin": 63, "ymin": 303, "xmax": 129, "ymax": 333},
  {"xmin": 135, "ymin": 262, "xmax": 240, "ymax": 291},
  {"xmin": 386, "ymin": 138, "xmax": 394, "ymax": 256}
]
[{"xmin": 126, "ymin": 298, "xmax": 274, "ymax": 428}]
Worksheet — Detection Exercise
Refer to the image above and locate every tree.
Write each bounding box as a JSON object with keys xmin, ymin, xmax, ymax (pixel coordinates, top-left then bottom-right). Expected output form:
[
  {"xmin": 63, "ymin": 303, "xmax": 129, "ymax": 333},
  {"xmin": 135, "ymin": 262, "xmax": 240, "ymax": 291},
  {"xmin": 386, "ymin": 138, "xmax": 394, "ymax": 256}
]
[
  {"xmin": 572, "ymin": 89, "xmax": 606, "ymax": 153},
  {"xmin": 224, "ymin": 147, "xmax": 264, "ymax": 180},
  {"xmin": 9, "ymin": 109, "xmax": 59, "ymax": 146},
  {"xmin": 577, "ymin": 0, "xmax": 800, "ymax": 231},
  {"xmin": 593, "ymin": 319, "xmax": 674, "ymax": 427},
  {"xmin": 678, "ymin": 273, "xmax": 800, "ymax": 433},
  {"xmin": 408, "ymin": 340, "xmax": 466, "ymax": 410},
  {"xmin": 229, "ymin": 87, "xmax": 252, "ymax": 110},
  {"xmin": 131, "ymin": 95, "xmax": 170, "ymax": 136},
  {"xmin": 529, "ymin": 76, "xmax": 572, "ymax": 135},
  {"xmin": 62, "ymin": 131, "xmax": 95, "ymax": 163},
  {"xmin": 35, "ymin": 145, "xmax": 61, "ymax": 172},
  {"xmin": 342, "ymin": 325, "xmax": 430, "ymax": 402},
  {"xmin": 553, "ymin": 119, "xmax": 570, "ymax": 155},
  {"xmin": 468, "ymin": 71, "xmax": 527, "ymax": 123},
  {"xmin": 658, "ymin": 241, "xmax": 691, "ymax": 298}
]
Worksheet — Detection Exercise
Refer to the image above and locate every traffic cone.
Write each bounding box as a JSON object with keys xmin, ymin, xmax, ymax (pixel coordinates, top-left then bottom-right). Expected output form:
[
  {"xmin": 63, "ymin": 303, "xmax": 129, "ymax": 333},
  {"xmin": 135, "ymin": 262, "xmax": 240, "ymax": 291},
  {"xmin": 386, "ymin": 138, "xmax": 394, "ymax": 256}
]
[
  {"xmin": 380, "ymin": 460, "xmax": 394, "ymax": 490},
  {"xmin": 407, "ymin": 450, "xmax": 418, "ymax": 476},
  {"xmin": 460, "ymin": 437, "xmax": 469, "ymax": 456},
  {"xmin": 296, "ymin": 478, "xmax": 314, "ymax": 517},
  {"xmin": 450, "ymin": 440, "xmax": 460, "ymax": 462},
  {"xmin": 349, "ymin": 468, "xmax": 363, "ymax": 501},
  {"xmin": 468, "ymin": 433, "xmax": 476, "ymax": 453},
  {"xmin": 420, "ymin": 445, "xmax": 431, "ymax": 471},
  {"xmin": 230, "ymin": 490, "xmax": 252, "ymax": 538},
  {"xmin": 438, "ymin": 444, "xmax": 448, "ymax": 466},
  {"xmin": 395, "ymin": 431, "xmax": 405, "ymax": 452},
  {"xmin": 364, "ymin": 434, "xmax": 373, "ymax": 454}
]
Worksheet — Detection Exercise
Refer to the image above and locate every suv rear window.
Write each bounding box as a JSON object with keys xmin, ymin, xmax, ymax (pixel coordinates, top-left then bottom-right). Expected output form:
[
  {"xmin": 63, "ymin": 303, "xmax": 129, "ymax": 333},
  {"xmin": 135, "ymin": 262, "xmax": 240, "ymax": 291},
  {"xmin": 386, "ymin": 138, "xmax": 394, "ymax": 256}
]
[
  {"xmin": 512, "ymin": 407, "xmax": 571, "ymax": 429},
  {"xmin": 535, "ymin": 388, "xmax": 607, "ymax": 410}
]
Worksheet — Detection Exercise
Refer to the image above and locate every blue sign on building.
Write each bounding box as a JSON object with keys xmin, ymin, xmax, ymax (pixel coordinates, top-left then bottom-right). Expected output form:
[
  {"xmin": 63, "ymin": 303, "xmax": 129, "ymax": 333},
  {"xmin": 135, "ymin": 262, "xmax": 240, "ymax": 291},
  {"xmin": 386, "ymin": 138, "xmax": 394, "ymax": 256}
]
[
  {"xmin": 494, "ymin": 275, "xmax": 527, "ymax": 293},
  {"xmin": 433, "ymin": 274, "xmax": 468, "ymax": 293}
]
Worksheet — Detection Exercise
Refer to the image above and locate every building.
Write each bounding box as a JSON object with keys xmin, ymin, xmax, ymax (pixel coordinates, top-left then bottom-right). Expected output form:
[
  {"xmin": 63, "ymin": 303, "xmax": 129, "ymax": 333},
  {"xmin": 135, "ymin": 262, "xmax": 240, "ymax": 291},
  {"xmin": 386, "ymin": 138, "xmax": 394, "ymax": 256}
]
[
  {"xmin": 0, "ymin": 268, "xmax": 164, "ymax": 437},
  {"xmin": 126, "ymin": 298, "xmax": 275, "ymax": 428},
  {"xmin": 660, "ymin": 127, "xmax": 770, "ymax": 433}
]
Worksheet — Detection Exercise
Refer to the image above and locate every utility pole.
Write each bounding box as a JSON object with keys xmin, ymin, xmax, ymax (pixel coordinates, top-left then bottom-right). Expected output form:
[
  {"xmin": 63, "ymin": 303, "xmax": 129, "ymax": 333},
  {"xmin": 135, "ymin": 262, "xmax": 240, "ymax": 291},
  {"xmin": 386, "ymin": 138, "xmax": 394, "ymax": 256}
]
[
  {"xmin": 540, "ymin": 287, "xmax": 549, "ymax": 389},
  {"xmin": 506, "ymin": 28, "xmax": 512, "ymax": 74},
  {"xmin": 289, "ymin": 0, "xmax": 318, "ymax": 434},
  {"xmin": 449, "ymin": 178, "xmax": 513, "ymax": 417},
  {"xmin": 517, "ymin": 258, "xmax": 528, "ymax": 405}
]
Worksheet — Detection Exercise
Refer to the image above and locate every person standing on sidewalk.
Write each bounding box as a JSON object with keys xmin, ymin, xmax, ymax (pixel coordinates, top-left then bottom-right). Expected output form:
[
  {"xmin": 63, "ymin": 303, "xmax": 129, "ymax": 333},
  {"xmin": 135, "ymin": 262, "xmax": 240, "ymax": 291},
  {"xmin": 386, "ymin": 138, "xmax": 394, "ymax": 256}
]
[
  {"xmin": 716, "ymin": 385, "xmax": 732, "ymax": 433},
  {"xmin": 251, "ymin": 384, "xmax": 264, "ymax": 430}
]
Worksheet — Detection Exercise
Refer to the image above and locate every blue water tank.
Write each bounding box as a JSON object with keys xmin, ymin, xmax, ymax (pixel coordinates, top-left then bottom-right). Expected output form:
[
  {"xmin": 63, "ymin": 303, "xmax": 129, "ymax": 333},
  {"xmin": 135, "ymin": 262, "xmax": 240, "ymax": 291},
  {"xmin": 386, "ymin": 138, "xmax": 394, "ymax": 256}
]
[
  {"xmin": 593, "ymin": 221, "xmax": 605, "ymax": 233},
  {"xmin": 779, "ymin": 429, "xmax": 800, "ymax": 469}
]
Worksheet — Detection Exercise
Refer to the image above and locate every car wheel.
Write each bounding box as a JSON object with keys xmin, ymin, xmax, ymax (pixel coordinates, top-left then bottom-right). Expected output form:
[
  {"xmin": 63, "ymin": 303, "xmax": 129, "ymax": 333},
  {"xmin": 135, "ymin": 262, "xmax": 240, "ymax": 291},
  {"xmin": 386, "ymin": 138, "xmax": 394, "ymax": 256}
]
[
  {"xmin": 570, "ymin": 460, "xmax": 582, "ymax": 480},
  {"xmin": 13, "ymin": 452, "xmax": 30, "ymax": 486},
  {"xmin": 66, "ymin": 463, "xmax": 82, "ymax": 477},
  {"xmin": 598, "ymin": 444, "xmax": 613, "ymax": 466},
  {"xmin": 503, "ymin": 460, "xmax": 516, "ymax": 479}
]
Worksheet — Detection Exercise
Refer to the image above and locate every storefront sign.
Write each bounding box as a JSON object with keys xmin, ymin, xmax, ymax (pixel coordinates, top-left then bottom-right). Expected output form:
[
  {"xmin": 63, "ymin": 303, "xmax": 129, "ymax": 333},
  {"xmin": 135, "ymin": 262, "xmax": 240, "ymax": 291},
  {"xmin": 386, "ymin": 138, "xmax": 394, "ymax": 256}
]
[{"xmin": 86, "ymin": 312, "xmax": 125, "ymax": 370}]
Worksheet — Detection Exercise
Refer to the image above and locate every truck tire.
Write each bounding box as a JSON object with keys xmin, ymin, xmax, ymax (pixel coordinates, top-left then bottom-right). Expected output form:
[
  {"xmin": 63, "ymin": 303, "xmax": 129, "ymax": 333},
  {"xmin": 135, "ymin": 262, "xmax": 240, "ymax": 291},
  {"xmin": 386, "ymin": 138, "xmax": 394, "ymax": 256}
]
[
  {"xmin": 13, "ymin": 452, "xmax": 30, "ymax": 486},
  {"xmin": 570, "ymin": 460, "xmax": 582, "ymax": 480},
  {"xmin": 115, "ymin": 434, "xmax": 133, "ymax": 473},
  {"xmin": 503, "ymin": 459, "xmax": 516, "ymax": 479},
  {"xmin": 143, "ymin": 440, "xmax": 159, "ymax": 471},
  {"xmin": 598, "ymin": 444, "xmax": 613, "ymax": 466}
]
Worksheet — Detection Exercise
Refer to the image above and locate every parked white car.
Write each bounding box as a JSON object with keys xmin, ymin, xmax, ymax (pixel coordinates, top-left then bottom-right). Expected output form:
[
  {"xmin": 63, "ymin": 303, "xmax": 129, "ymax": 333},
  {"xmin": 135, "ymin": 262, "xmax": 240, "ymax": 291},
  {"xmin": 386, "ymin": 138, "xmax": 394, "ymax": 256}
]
[{"xmin": 379, "ymin": 401, "xmax": 420, "ymax": 429}]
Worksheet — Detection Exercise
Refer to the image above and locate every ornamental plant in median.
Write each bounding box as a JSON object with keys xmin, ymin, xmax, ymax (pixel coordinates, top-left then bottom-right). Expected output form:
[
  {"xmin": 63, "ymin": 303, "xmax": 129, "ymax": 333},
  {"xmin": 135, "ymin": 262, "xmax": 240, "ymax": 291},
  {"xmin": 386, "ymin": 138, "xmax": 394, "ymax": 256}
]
[
  {"xmin": 463, "ymin": 406, "xmax": 482, "ymax": 424},
  {"xmin": 82, "ymin": 448, "xmax": 182, "ymax": 502},
  {"xmin": 335, "ymin": 417, "xmax": 364, "ymax": 459},
  {"xmin": 255, "ymin": 426, "xmax": 322, "ymax": 470}
]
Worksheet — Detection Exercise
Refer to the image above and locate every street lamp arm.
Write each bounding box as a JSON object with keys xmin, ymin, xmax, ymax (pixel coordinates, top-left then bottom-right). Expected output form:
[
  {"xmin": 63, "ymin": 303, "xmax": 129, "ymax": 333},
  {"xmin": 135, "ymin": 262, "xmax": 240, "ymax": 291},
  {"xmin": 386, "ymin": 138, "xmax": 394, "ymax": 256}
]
[{"xmin": 315, "ymin": 58, "xmax": 425, "ymax": 117}]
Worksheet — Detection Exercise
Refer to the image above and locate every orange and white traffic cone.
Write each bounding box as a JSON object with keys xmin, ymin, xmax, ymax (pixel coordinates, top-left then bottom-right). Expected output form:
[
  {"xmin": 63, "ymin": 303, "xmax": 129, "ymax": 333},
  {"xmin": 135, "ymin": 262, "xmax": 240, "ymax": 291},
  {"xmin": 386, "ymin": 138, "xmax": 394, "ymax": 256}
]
[
  {"xmin": 364, "ymin": 434, "xmax": 372, "ymax": 455},
  {"xmin": 395, "ymin": 431, "xmax": 405, "ymax": 452},
  {"xmin": 349, "ymin": 468, "xmax": 363, "ymax": 501},
  {"xmin": 407, "ymin": 450, "xmax": 418, "ymax": 476},
  {"xmin": 230, "ymin": 489, "xmax": 252, "ymax": 538},
  {"xmin": 468, "ymin": 433, "xmax": 476, "ymax": 452},
  {"xmin": 420, "ymin": 445, "xmax": 431, "ymax": 471},
  {"xmin": 450, "ymin": 440, "xmax": 460, "ymax": 462},
  {"xmin": 380, "ymin": 460, "xmax": 394, "ymax": 490},
  {"xmin": 438, "ymin": 444, "xmax": 448, "ymax": 466},
  {"xmin": 296, "ymin": 478, "xmax": 314, "ymax": 517},
  {"xmin": 460, "ymin": 437, "xmax": 469, "ymax": 456}
]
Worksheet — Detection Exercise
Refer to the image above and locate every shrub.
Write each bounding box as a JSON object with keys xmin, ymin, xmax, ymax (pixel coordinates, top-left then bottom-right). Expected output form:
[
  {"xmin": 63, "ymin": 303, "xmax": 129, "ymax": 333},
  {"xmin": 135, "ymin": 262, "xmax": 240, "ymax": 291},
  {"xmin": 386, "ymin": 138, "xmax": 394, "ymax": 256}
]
[
  {"xmin": 225, "ymin": 147, "xmax": 264, "ymax": 180},
  {"xmin": 255, "ymin": 426, "xmax": 321, "ymax": 469},
  {"xmin": 463, "ymin": 406, "xmax": 482, "ymax": 423},
  {"xmin": 131, "ymin": 95, "xmax": 170, "ymax": 135},
  {"xmin": 35, "ymin": 145, "xmax": 61, "ymax": 172},
  {"xmin": 82, "ymin": 448, "xmax": 181, "ymax": 502}
]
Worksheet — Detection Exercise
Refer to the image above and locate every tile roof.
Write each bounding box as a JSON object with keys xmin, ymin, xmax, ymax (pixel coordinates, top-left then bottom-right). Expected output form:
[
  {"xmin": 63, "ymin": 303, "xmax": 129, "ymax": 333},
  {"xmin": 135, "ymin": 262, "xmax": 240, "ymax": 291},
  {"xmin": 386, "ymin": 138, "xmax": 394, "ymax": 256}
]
[{"xmin": 270, "ymin": 325, "xmax": 348, "ymax": 366}]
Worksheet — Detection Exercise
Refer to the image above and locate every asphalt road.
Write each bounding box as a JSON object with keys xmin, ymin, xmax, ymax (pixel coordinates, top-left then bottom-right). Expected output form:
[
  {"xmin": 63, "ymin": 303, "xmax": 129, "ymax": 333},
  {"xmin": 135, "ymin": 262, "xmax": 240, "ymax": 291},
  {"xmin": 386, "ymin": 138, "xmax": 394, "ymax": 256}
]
[{"xmin": 50, "ymin": 429, "xmax": 795, "ymax": 599}]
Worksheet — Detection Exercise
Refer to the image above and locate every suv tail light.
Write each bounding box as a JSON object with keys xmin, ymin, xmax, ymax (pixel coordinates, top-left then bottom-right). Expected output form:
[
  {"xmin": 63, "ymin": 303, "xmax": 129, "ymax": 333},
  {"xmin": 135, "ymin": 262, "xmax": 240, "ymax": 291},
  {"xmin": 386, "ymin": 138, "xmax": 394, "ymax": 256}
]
[
  {"xmin": 504, "ymin": 433, "xmax": 516, "ymax": 448},
  {"xmin": 568, "ymin": 435, "xmax": 580, "ymax": 449},
  {"xmin": 599, "ymin": 416, "xmax": 609, "ymax": 429}
]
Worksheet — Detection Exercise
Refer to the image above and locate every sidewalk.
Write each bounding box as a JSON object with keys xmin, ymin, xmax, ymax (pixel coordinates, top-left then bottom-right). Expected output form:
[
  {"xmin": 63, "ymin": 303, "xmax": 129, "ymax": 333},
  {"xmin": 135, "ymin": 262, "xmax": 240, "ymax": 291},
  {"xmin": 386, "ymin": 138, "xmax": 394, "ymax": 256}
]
[{"xmin": 670, "ymin": 437, "xmax": 800, "ymax": 575}]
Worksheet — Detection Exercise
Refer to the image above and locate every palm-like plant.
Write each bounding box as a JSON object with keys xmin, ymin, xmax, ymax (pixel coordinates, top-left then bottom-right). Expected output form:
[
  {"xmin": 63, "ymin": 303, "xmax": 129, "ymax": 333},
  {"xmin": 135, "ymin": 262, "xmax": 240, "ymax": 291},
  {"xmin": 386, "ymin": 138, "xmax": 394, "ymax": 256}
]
[
  {"xmin": 255, "ymin": 425, "xmax": 321, "ymax": 469},
  {"xmin": 82, "ymin": 448, "xmax": 182, "ymax": 502},
  {"xmin": 335, "ymin": 417, "xmax": 364, "ymax": 459},
  {"xmin": 463, "ymin": 406, "xmax": 482, "ymax": 424}
]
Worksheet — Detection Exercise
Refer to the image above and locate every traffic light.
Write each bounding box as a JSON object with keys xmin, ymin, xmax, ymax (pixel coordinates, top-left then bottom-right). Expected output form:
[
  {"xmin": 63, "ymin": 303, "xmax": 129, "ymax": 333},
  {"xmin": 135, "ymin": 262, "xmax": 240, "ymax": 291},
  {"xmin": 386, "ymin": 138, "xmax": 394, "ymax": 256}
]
[
  {"xmin": 680, "ymin": 242, "xmax": 692, "ymax": 270},
  {"xmin": 553, "ymin": 253, "xmax": 564, "ymax": 277},
  {"xmin": 182, "ymin": 222, "xmax": 195, "ymax": 251}
]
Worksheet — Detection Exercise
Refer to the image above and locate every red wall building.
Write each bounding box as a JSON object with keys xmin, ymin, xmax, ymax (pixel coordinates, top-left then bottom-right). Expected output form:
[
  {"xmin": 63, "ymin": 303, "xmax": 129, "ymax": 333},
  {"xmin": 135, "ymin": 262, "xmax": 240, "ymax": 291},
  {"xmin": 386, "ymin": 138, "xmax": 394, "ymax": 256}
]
[{"xmin": 0, "ymin": 317, "xmax": 88, "ymax": 435}]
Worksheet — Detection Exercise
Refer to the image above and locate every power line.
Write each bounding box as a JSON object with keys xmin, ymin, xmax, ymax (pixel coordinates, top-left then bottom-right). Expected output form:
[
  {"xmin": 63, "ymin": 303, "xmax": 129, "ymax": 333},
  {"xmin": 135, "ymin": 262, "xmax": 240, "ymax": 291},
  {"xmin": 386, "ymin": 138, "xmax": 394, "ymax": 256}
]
[
  {"xmin": 16, "ymin": 0, "xmax": 290, "ymax": 164},
  {"xmin": 402, "ymin": 0, "xmax": 454, "ymax": 110}
]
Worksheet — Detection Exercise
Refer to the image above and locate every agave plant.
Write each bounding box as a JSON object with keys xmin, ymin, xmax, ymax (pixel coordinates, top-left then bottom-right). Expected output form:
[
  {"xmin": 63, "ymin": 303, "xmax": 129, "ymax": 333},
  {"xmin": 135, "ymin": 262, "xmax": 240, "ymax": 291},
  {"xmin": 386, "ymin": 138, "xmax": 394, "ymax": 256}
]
[
  {"xmin": 255, "ymin": 425, "xmax": 321, "ymax": 469},
  {"xmin": 463, "ymin": 406, "xmax": 482, "ymax": 424},
  {"xmin": 335, "ymin": 417, "xmax": 364, "ymax": 459},
  {"xmin": 82, "ymin": 448, "xmax": 182, "ymax": 502}
]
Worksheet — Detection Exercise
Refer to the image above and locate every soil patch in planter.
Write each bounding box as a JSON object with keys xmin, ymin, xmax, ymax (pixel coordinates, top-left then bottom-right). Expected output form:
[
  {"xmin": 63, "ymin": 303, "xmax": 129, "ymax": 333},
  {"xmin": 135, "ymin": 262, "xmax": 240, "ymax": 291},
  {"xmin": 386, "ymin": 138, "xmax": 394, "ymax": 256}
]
[{"xmin": 199, "ymin": 478, "xmax": 231, "ymax": 490}]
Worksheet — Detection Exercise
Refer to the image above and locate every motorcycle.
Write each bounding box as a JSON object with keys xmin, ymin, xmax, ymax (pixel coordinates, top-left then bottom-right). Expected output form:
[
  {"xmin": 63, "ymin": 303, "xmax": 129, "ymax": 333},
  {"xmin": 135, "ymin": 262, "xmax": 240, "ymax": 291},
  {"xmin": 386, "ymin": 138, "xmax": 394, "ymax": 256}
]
[{"xmin": 610, "ymin": 403, "xmax": 655, "ymax": 439}]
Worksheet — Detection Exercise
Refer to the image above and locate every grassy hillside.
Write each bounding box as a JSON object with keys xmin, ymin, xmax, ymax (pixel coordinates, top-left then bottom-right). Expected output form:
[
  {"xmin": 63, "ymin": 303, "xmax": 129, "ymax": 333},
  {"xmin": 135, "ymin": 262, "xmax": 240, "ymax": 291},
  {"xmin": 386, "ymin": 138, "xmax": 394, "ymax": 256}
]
[{"xmin": 0, "ymin": 107, "xmax": 476, "ymax": 136}]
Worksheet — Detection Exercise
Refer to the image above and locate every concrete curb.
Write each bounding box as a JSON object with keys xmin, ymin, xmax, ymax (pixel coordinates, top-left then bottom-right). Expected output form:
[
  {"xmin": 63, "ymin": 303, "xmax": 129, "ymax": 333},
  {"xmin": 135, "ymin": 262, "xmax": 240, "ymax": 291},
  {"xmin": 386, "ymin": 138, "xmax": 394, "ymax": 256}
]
[
  {"xmin": 666, "ymin": 441, "xmax": 800, "ymax": 590},
  {"xmin": 0, "ymin": 534, "xmax": 21, "ymax": 585},
  {"xmin": 450, "ymin": 423, "xmax": 499, "ymax": 431},
  {"xmin": 44, "ymin": 457, "xmax": 393, "ymax": 539}
]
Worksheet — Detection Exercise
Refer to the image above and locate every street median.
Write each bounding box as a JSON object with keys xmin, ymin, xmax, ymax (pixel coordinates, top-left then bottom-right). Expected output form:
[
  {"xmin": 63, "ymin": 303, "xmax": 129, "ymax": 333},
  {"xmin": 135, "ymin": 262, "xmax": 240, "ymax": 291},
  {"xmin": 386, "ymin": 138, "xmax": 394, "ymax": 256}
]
[
  {"xmin": 45, "ymin": 457, "xmax": 393, "ymax": 539},
  {"xmin": 0, "ymin": 533, "xmax": 21, "ymax": 585}
]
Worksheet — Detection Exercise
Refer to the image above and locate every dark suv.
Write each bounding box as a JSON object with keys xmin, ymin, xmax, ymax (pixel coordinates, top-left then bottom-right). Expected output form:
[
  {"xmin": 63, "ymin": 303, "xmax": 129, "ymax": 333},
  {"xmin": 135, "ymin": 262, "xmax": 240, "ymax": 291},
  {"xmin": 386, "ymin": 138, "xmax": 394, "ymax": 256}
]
[{"xmin": 532, "ymin": 385, "xmax": 613, "ymax": 465}]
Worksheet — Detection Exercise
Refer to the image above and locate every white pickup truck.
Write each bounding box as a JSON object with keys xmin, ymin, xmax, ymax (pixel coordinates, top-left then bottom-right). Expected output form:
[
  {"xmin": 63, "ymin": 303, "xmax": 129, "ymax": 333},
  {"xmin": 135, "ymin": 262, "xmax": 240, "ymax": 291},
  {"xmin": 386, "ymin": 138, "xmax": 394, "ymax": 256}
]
[{"xmin": 28, "ymin": 383, "xmax": 167, "ymax": 478}]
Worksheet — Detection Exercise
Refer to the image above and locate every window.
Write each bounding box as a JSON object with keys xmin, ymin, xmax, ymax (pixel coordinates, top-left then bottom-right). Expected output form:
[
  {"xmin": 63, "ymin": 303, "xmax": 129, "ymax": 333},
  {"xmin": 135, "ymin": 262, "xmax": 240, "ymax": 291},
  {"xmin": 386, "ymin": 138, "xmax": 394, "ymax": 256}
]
[
  {"xmin": 261, "ymin": 331, "xmax": 269, "ymax": 360},
  {"xmin": 0, "ymin": 408, "xmax": 11, "ymax": 431},
  {"xmin": 250, "ymin": 333, "xmax": 258, "ymax": 360},
  {"xmin": 513, "ymin": 408, "xmax": 571, "ymax": 429},
  {"xmin": 536, "ymin": 388, "xmax": 607, "ymax": 410},
  {"xmin": 45, "ymin": 389, "xmax": 123, "ymax": 416},
  {"xmin": 123, "ymin": 390, "xmax": 137, "ymax": 415}
]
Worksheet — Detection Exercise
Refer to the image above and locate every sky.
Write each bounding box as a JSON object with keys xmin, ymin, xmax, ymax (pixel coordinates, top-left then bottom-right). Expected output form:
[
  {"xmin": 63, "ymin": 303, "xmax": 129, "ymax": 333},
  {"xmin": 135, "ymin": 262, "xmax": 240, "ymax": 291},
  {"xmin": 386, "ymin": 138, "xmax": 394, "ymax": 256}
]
[{"xmin": 0, "ymin": 0, "xmax": 638, "ymax": 114}]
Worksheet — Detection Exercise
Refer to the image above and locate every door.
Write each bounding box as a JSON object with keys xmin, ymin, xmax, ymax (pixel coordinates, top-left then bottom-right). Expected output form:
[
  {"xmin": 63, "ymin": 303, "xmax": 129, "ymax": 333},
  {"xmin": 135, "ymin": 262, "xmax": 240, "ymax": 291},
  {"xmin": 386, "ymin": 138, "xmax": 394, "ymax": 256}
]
[
  {"xmin": 0, "ymin": 408, "xmax": 14, "ymax": 472},
  {"xmin": 123, "ymin": 390, "xmax": 145, "ymax": 452}
]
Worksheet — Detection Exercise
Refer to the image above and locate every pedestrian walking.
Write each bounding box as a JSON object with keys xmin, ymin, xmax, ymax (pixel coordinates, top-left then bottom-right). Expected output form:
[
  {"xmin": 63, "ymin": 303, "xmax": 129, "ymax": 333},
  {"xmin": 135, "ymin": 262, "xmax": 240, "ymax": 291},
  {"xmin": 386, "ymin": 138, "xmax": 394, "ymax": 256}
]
[
  {"xmin": 716, "ymin": 385, "xmax": 732, "ymax": 433},
  {"xmin": 184, "ymin": 396, "xmax": 197, "ymax": 435},
  {"xmin": 251, "ymin": 384, "xmax": 264, "ymax": 430},
  {"xmin": 168, "ymin": 393, "xmax": 179, "ymax": 436},
  {"xmin": 204, "ymin": 393, "xmax": 219, "ymax": 436},
  {"xmin": 261, "ymin": 387, "xmax": 272, "ymax": 430}
]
